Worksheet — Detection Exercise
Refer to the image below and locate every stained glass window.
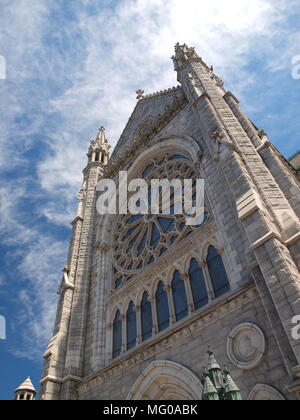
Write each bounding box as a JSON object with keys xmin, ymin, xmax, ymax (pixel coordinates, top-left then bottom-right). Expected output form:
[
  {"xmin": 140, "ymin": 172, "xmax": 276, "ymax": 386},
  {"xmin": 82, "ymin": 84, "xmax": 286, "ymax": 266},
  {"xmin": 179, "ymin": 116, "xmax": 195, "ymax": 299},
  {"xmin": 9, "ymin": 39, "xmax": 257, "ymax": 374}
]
[
  {"xmin": 126, "ymin": 302, "xmax": 137, "ymax": 350},
  {"xmin": 141, "ymin": 291, "xmax": 153, "ymax": 341},
  {"xmin": 156, "ymin": 281, "xmax": 170, "ymax": 332},
  {"xmin": 189, "ymin": 258, "xmax": 208, "ymax": 310},
  {"xmin": 112, "ymin": 310, "xmax": 122, "ymax": 358},
  {"xmin": 206, "ymin": 246, "xmax": 230, "ymax": 298},
  {"xmin": 112, "ymin": 153, "xmax": 209, "ymax": 283},
  {"xmin": 171, "ymin": 270, "xmax": 188, "ymax": 321}
]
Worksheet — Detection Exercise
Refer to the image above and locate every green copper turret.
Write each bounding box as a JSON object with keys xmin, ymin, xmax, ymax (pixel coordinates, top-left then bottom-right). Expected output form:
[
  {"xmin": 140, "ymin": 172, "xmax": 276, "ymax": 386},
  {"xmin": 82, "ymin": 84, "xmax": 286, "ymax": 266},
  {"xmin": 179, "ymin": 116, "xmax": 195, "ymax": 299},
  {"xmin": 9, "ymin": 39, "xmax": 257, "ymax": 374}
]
[{"xmin": 201, "ymin": 348, "xmax": 242, "ymax": 400}]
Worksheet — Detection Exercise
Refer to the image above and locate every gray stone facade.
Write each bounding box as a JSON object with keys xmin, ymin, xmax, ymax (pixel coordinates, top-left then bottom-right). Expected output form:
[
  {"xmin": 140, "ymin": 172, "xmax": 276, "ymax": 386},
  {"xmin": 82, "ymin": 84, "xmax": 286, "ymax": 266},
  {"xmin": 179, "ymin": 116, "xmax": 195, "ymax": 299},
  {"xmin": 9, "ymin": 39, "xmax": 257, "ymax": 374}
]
[{"xmin": 40, "ymin": 44, "xmax": 300, "ymax": 400}]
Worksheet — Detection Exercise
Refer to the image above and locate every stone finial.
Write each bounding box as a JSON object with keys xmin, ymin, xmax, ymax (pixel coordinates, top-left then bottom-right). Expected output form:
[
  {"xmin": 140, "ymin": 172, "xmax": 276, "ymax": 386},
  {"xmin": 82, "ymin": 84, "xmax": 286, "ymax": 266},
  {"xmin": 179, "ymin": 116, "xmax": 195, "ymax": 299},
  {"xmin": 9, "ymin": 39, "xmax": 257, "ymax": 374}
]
[
  {"xmin": 211, "ymin": 131, "xmax": 224, "ymax": 141},
  {"xmin": 223, "ymin": 366, "xmax": 242, "ymax": 400},
  {"xmin": 96, "ymin": 126, "xmax": 107, "ymax": 144},
  {"xmin": 136, "ymin": 89, "xmax": 145, "ymax": 100},
  {"xmin": 171, "ymin": 42, "xmax": 199, "ymax": 70},
  {"xmin": 258, "ymin": 129, "xmax": 268, "ymax": 139},
  {"xmin": 62, "ymin": 265, "xmax": 69, "ymax": 274}
]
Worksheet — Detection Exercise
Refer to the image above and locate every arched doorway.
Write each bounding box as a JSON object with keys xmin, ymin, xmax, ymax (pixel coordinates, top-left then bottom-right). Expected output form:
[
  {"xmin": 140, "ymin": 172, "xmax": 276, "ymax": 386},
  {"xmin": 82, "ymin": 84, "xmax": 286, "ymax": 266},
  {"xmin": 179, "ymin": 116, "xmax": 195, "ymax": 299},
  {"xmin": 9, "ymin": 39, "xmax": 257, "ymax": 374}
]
[{"xmin": 127, "ymin": 360, "xmax": 203, "ymax": 400}]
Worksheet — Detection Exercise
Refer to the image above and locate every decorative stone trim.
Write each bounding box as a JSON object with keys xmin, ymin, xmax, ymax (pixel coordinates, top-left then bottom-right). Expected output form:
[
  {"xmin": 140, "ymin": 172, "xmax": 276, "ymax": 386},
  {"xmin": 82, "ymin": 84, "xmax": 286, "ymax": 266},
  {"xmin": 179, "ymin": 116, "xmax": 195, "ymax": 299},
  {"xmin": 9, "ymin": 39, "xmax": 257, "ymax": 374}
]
[
  {"xmin": 223, "ymin": 91, "xmax": 240, "ymax": 104},
  {"xmin": 139, "ymin": 86, "xmax": 182, "ymax": 101},
  {"xmin": 103, "ymin": 93, "xmax": 188, "ymax": 179},
  {"xmin": 287, "ymin": 379, "xmax": 300, "ymax": 394},
  {"xmin": 236, "ymin": 189, "xmax": 262, "ymax": 221},
  {"xmin": 292, "ymin": 364, "xmax": 300, "ymax": 378},
  {"xmin": 106, "ymin": 222, "xmax": 217, "ymax": 307},
  {"xmin": 249, "ymin": 231, "xmax": 283, "ymax": 251},
  {"xmin": 247, "ymin": 384, "xmax": 285, "ymax": 400},
  {"xmin": 127, "ymin": 360, "xmax": 203, "ymax": 400},
  {"xmin": 227, "ymin": 322, "xmax": 266, "ymax": 371},
  {"xmin": 286, "ymin": 231, "xmax": 300, "ymax": 246},
  {"xmin": 40, "ymin": 374, "xmax": 82, "ymax": 385},
  {"xmin": 255, "ymin": 140, "xmax": 271, "ymax": 153},
  {"xmin": 77, "ymin": 283, "xmax": 257, "ymax": 394},
  {"xmin": 71, "ymin": 216, "xmax": 84, "ymax": 225}
]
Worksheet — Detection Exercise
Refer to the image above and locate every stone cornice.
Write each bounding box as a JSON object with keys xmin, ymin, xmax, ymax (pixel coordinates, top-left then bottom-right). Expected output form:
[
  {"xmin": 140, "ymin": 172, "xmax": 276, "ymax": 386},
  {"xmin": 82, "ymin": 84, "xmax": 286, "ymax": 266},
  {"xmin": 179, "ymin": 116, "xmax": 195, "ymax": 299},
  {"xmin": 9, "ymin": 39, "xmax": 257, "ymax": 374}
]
[
  {"xmin": 286, "ymin": 231, "xmax": 300, "ymax": 246},
  {"xmin": 40, "ymin": 374, "xmax": 82, "ymax": 386},
  {"xmin": 78, "ymin": 282, "xmax": 257, "ymax": 393},
  {"xmin": 71, "ymin": 216, "xmax": 83, "ymax": 226},
  {"xmin": 249, "ymin": 230, "xmax": 297, "ymax": 251}
]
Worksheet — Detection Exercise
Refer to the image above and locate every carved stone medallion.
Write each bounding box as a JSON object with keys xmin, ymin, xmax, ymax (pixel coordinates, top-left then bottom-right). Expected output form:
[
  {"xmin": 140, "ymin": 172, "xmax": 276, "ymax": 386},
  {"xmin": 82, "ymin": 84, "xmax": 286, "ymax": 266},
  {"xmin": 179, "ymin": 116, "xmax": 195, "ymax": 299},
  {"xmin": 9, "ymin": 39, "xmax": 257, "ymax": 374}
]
[{"xmin": 227, "ymin": 323, "xmax": 265, "ymax": 370}]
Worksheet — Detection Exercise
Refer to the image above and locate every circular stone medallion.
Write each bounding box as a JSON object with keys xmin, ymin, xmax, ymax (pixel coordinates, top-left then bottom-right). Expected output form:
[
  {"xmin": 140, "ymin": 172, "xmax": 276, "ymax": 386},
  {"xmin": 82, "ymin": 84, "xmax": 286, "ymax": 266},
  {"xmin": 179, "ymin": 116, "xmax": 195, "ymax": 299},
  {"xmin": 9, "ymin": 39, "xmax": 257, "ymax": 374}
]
[{"xmin": 227, "ymin": 323, "xmax": 265, "ymax": 370}]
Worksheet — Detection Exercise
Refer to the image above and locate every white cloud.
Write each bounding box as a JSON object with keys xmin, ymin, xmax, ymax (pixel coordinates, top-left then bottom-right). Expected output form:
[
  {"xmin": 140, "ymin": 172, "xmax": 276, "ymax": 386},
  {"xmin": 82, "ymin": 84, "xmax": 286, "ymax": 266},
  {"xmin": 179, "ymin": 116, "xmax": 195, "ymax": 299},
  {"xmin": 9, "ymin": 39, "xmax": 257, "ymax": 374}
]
[
  {"xmin": 0, "ymin": 181, "xmax": 68, "ymax": 358},
  {"xmin": 12, "ymin": 236, "xmax": 67, "ymax": 359}
]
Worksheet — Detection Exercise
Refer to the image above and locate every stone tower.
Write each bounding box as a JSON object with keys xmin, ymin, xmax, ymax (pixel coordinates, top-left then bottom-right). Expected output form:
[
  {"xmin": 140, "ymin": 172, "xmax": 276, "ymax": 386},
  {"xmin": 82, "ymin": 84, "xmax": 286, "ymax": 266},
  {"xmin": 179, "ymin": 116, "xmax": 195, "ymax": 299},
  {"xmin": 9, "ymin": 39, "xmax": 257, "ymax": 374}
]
[
  {"xmin": 40, "ymin": 44, "xmax": 300, "ymax": 400},
  {"xmin": 15, "ymin": 377, "xmax": 36, "ymax": 400}
]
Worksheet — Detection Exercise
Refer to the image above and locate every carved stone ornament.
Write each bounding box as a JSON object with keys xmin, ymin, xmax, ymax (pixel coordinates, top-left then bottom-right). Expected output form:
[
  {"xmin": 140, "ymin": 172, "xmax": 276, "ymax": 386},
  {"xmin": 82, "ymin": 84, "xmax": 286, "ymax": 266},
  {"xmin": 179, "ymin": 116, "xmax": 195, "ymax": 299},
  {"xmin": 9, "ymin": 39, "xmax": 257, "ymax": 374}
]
[
  {"xmin": 171, "ymin": 43, "xmax": 199, "ymax": 70},
  {"xmin": 227, "ymin": 323, "xmax": 266, "ymax": 370},
  {"xmin": 136, "ymin": 89, "xmax": 145, "ymax": 100},
  {"xmin": 102, "ymin": 93, "xmax": 187, "ymax": 179}
]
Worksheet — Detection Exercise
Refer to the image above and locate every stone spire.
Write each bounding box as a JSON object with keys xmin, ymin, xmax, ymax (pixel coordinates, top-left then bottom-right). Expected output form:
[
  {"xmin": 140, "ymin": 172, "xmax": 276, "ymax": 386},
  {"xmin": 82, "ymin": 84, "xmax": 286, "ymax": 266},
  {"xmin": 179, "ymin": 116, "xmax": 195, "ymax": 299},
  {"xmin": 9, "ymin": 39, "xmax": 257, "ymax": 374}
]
[
  {"xmin": 207, "ymin": 349, "xmax": 223, "ymax": 392},
  {"xmin": 202, "ymin": 369, "xmax": 219, "ymax": 400},
  {"xmin": 171, "ymin": 42, "xmax": 200, "ymax": 71},
  {"xmin": 223, "ymin": 367, "xmax": 242, "ymax": 401},
  {"xmin": 14, "ymin": 377, "xmax": 36, "ymax": 400},
  {"xmin": 171, "ymin": 42, "xmax": 225, "ymax": 95},
  {"xmin": 87, "ymin": 126, "xmax": 111, "ymax": 164}
]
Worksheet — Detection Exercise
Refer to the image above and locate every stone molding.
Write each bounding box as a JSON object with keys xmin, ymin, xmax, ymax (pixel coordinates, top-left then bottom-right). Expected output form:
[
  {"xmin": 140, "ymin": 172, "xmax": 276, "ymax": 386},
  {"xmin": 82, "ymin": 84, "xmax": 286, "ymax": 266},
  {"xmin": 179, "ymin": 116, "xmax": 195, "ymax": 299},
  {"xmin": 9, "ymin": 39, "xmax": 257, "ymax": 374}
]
[
  {"xmin": 247, "ymin": 384, "xmax": 285, "ymax": 400},
  {"xmin": 138, "ymin": 86, "xmax": 182, "ymax": 101},
  {"xmin": 127, "ymin": 360, "xmax": 203, "ymax": 400},
  {"xmin": 227, "ymin": 322, "xmax": 266, "ymax": 370},
  {"xmin": 102, "ymin": 95, "xmax": 188, "ymax": 179},
  {"xmin": 40, "ymin": 374, "xmax": 82, "ymax": 386},
  {"xmin": 77, "ymin": 283, "xmax": 257, "ymax": 395}
]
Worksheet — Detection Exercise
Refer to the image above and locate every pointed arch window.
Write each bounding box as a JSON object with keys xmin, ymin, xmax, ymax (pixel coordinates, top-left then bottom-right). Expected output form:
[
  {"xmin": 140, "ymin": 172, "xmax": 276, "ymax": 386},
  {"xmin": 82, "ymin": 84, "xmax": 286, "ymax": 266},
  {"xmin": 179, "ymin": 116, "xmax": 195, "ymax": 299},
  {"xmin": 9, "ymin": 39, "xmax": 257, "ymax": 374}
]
[
  {"xmin": 171, "ymin": 270, "xmax": 188, "ymax": 321},
  {"xmin": 156, "ymin": 281, "xmax": 170, "ymax": 332},
  {"xmin": 112, "ymin": 310, "xmax": 122, "ymax": 358},
  {"xmin": 207, "ymin": 246, "xmax": 230, "ymax": 298},
  {"xmin": 189, "ymin": 258, "xmax": 208, "ymax": 310},
  {"xmin": 141, "ymin": 292, "xmax": 153, "ymax": 341},
  {"xmin": 126, "ymin": 301, "xmax": 137, "ymax": 350}
]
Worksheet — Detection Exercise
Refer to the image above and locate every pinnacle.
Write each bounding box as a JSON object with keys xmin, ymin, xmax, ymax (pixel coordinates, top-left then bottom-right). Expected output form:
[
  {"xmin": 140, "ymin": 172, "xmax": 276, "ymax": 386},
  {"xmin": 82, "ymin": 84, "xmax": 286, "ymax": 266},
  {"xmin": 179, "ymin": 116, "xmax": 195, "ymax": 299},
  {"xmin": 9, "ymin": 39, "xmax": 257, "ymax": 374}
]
[
  {"xmin": 96, "ymin": 126, "xmax": 108, "ymax": 145},
  {"xmin": 15, "ymin": 376, "xmax": 36, "ymax": 393}
]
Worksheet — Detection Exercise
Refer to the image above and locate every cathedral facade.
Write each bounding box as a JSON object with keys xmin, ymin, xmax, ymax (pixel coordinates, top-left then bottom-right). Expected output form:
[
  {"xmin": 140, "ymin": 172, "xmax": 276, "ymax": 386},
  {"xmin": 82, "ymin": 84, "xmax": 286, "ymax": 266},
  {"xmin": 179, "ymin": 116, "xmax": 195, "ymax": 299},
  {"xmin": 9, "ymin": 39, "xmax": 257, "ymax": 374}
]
[{"xmin": 40, "ymin": 44, "xmax": 300, "ymax": 400}]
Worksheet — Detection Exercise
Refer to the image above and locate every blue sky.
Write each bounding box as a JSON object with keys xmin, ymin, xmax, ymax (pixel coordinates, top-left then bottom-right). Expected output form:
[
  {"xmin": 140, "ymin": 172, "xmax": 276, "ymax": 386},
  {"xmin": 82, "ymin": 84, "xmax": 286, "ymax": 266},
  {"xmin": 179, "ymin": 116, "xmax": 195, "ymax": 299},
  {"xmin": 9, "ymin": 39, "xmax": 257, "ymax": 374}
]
[{"xmin": 0, "ymin": 0, "xmax": 299, "ymax": 400}]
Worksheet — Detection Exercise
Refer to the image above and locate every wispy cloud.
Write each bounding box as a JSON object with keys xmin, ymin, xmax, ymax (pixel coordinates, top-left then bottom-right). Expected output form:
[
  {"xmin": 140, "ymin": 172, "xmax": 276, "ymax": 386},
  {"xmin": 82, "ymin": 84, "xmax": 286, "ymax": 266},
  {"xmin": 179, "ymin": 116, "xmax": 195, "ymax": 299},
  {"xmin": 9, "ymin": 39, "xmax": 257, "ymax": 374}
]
[{"xmin": 0, "ymin": 181, "xmax": 68, "ymax": 358}]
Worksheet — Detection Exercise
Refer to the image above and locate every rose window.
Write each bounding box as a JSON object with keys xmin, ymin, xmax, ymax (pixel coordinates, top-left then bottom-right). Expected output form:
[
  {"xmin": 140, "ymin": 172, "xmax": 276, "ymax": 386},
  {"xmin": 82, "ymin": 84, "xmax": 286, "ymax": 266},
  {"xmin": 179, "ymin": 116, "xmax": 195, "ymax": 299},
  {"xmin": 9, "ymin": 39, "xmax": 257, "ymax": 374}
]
[{"xmin": 112, "ymin": 153, "xmax": 209, "ymax": 289}]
